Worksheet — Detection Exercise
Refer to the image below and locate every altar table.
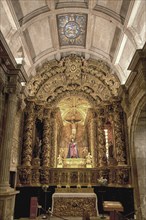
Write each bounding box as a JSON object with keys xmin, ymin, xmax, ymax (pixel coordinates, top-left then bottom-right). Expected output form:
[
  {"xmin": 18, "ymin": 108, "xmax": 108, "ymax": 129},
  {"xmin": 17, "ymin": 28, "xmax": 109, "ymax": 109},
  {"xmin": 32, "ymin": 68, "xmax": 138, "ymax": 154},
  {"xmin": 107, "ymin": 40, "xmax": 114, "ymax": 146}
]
[{"xmin": 52, "ymin": 192, "xmax": 99, "ymax": 217}]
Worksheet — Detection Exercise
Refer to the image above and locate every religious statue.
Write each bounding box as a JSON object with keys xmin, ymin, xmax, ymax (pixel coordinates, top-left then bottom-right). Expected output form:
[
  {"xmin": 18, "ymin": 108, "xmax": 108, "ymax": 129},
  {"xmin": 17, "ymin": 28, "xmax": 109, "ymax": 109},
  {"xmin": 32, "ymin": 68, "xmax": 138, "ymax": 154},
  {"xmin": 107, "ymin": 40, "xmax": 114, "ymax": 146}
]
[
  {"xmin": 67, "ymin": 138, "xmax": 79, "ymax": 158},
  {"xmin": 57, "ymin": 154, "xmax": 63, "ymax": 168},
  {"xmin": 65, "ymin": 116, "xmax": 81, "ymax": 139},
  {"xmin": 33, "ymin": 137, "xmax": 42, "ymax": 158},
  {"xmin": 86, "ymin": 152, "xmax": 92, "ymax": 163},
  {"xmin": 57, "ymin": 154, "xmax": 63, "ymax": 165},
  {"xmin": 82, "ymin": 147, "xmax": 88, "ymax": 158},
  {"xmin": 86, "ymin": 152, "xmax": 92, "ymax": 167}
]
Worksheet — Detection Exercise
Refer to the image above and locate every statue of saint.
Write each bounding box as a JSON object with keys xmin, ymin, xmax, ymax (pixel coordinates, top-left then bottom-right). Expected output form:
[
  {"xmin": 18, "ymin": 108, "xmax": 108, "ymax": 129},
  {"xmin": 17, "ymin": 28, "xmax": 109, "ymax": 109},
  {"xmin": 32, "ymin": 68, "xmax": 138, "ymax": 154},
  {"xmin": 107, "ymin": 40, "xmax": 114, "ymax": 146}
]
[
  {"xmin": 57, "ymin": 154, "xmax": 63, "ymax": 165},
  {"xmin": 33, "ymin": 137, "xmax": 42, "ymax": 158},
  {"xmin": 67, "ymin": 138, "xmax": 79, "ymax": 158},
  {"xmin": 86, "ymin": 152, "xmax": 92, "ymax": 165}
]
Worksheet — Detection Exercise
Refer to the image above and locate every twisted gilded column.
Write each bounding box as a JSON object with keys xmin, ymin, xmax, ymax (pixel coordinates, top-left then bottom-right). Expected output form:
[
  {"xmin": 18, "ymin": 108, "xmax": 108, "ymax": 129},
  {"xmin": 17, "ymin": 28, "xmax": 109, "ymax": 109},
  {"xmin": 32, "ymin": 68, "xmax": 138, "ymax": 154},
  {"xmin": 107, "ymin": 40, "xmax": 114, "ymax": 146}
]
[
  {"xmin": 113, "ymin": 102, "xmax": 126, "ymax": 165},
  {"xmin": 97, "ymin": 111, "xmax": 107, "ymax": 167},
  {"xmin": 89, "ymin": 110, "xmax": 97, "ymax": 167},
  {"xmin": 50, "ymin": 108, "xmax": 58, "ymax": 167},
  {"xmin": 42, "ymin": 108, "xmax": 51, "ymax": 167},
  {"xmin": 22, "ymin": 100, "xmax": 34, "ymax": 166}
]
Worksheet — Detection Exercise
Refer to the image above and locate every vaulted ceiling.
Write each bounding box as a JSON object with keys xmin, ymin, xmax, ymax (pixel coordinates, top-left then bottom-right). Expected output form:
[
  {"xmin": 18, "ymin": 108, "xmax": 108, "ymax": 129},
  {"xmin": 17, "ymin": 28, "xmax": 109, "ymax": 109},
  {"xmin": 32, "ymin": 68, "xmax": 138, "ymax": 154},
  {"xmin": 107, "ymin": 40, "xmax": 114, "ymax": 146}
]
[{"xmin": 1, "ymin": 0, "xmax": 146, "ymax": 84}]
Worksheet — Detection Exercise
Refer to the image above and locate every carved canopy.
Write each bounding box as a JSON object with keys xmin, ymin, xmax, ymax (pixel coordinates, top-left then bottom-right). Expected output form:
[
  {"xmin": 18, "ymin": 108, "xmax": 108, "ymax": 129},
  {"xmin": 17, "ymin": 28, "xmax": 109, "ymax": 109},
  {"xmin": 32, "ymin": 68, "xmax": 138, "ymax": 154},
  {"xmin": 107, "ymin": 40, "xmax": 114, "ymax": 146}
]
[{"xmin": 26, "ymin": 55, "xmax": 120, "ymax": 106}]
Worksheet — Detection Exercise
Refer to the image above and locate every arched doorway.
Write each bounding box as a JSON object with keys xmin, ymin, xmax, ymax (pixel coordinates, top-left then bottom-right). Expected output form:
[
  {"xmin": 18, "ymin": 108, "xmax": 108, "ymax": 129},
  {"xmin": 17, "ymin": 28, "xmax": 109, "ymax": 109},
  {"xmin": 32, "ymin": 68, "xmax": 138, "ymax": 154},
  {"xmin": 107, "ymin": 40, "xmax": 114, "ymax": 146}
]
[{"xmin": 130, "ymin": 96, "xmax": 146, "ymax": 219}]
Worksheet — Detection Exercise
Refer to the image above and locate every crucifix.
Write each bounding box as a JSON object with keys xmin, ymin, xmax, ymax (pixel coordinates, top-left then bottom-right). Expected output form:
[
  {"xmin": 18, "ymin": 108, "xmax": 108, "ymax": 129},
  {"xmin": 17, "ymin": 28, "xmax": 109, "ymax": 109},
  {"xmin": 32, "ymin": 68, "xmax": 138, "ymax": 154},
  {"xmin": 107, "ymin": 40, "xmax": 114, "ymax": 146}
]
[
  {"xmin": 65, "ymin": 115, "xmax": 81, "ymax": 139},
  {"xmin": 65, "ymin": 98, "xmax": 82, "ymax": 139}
]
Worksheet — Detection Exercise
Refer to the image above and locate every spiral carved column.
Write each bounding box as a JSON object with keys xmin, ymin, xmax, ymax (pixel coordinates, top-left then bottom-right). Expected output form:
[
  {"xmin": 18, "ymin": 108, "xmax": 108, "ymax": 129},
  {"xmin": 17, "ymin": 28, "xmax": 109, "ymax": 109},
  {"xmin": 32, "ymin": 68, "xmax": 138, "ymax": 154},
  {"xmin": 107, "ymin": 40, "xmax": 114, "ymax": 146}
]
[
  {"xmin": 42, "ymin": 108, "xmax": 51, "ymax": 167},
  {"xmin": 90, "ymin": 111, "xmax": 98, "ymax": 167},
  {"xmin": 97, "ymin": 113, "xmax": 107, "ymax": 167},
  {"xmin": 22, "ymin": 100, "xmax": 34, "ymax": 166},
  {"xmin": 50, "ymin": 108, "xmax": 58, "ymax": 168},
  {"xmin": 18, "ymin": 100, "xmax": 34, "ymax": 186},
  {"xmin": 113, "ymin": 102, "xmax": 126, "ymax": 165}
]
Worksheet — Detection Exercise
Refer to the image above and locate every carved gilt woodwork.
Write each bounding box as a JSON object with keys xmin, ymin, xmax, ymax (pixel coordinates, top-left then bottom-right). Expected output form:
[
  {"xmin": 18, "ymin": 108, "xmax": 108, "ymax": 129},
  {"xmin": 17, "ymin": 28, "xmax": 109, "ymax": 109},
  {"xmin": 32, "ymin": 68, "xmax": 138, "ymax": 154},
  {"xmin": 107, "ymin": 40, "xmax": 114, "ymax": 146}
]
[
  {"xmin": 18, "ymin": 55, "xmax": 130, "ymax": 187},
  {"xmin": 26, "ymin": 55, "xmax": 120, "ymax": 105}
]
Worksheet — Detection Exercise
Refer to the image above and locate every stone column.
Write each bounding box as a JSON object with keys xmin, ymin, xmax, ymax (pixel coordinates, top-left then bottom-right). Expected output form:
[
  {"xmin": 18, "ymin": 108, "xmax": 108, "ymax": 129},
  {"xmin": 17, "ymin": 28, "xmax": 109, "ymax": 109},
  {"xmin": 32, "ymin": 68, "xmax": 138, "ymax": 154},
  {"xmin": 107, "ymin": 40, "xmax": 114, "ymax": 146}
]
[
  {"xmin": 42, "ymin": 108, "xmax": 51, "ymax": 167},
  {"xmin": 0, "ymin": 92, "xmax": 18, "ymax": 189},
  {"xmin": 0, "ymin": 79, "xmax": 5, "ymax": 152},
  {"xmin": 97, "ymin": 110, "xmax": 107, "ymax": 167},
  {"xmin": 0, "ymin": 74, "xmax": 21, "ymax": 220},
  {"xmin": 113, "ymin": 102, "xmax": 126, "ymax": 165}
]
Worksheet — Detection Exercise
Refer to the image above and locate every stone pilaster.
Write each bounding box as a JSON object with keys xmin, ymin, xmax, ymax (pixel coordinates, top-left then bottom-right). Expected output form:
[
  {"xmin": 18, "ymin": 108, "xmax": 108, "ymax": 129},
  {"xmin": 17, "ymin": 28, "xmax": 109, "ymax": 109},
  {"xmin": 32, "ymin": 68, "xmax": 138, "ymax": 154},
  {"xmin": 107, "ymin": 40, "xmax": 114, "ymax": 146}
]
[
  {"xmin": 0, "ymin": 75, "xmax": 5, "ymax": 163},
  {"xmin": 0, "ymin": 75, "xmax": 21, "ymax": 190},
  {"xmin": 0, "ymin": 74, "xmax": 21, "ymax": 220}
]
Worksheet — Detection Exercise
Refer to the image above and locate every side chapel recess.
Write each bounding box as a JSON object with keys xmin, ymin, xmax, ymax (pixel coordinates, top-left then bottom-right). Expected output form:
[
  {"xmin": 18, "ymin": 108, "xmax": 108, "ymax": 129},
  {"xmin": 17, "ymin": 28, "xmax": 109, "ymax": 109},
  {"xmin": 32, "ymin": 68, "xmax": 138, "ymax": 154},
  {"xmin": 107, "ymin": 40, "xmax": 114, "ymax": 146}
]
[{"xmin": 17, "ymin": 55, "xmax": 131, "ymax": 187}]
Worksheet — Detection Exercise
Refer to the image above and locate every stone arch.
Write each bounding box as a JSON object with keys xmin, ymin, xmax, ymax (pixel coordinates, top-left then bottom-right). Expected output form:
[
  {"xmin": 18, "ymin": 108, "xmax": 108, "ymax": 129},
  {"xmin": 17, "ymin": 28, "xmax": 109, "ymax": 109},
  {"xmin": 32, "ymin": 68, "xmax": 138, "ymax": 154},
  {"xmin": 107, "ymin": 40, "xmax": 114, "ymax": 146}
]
[{"xmin": 130, "ymin": 94, "xmax": 146, "ymax": 219}]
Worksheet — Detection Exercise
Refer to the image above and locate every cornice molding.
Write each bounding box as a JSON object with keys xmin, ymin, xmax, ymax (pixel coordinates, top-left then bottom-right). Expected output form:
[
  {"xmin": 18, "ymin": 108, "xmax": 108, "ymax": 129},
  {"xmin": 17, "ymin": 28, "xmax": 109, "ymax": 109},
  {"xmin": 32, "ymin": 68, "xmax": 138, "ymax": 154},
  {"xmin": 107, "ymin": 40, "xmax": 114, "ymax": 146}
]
[{"xmin": 0, "ymin": 31, "xmax": 28, "ymax": 82}]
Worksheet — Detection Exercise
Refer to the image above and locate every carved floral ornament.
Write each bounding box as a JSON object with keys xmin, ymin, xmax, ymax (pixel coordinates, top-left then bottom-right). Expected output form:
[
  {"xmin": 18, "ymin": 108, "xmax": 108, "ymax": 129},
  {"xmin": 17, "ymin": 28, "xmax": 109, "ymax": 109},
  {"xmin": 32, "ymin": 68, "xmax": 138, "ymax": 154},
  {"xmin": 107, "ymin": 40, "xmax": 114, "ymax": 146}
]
[{"xmin": 26, "ymin": 55, "xmax": 120, "ymax": 106}]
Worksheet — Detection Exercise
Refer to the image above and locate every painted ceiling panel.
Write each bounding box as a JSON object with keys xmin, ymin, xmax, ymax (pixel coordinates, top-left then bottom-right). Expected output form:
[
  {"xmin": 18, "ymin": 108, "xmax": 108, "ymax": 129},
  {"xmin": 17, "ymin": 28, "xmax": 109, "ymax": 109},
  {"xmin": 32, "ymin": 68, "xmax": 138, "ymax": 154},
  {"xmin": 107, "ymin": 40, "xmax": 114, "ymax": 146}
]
[
  {"xmin": 57, "ymin": 13, "xmax": 87, "ymax": 47},
  {"xmin": 92, "ymin": 16, "xmax": 116, "ymax": 53}
]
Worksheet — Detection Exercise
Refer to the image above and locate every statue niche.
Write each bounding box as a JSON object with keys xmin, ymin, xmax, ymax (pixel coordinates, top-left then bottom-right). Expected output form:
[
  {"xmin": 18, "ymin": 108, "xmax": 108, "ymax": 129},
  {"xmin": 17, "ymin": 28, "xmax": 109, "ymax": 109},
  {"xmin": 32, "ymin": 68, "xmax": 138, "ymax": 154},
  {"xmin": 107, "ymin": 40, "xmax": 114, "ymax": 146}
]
[{"xmin": 57, "ymin": 114, "xmax": 92, "ymax": 168}]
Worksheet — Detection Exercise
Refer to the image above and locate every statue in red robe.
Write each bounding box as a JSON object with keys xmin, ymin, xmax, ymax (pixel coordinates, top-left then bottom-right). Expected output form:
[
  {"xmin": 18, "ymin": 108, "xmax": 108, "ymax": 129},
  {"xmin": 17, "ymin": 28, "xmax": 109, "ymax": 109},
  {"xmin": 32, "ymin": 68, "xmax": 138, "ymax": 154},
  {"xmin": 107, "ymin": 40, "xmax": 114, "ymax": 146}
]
[{"xmin": 67, "ymin": 138, "xmax": 79, "ymax": 158}]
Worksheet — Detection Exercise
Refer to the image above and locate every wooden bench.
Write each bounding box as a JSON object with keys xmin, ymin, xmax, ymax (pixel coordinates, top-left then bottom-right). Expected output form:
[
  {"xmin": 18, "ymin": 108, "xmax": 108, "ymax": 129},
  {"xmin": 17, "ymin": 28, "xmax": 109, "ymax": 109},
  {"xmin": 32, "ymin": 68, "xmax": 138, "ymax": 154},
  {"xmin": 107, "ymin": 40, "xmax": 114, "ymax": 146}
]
[{"xmin": 103, "ymin": 201, "xmax": 123, "ymax": 220}]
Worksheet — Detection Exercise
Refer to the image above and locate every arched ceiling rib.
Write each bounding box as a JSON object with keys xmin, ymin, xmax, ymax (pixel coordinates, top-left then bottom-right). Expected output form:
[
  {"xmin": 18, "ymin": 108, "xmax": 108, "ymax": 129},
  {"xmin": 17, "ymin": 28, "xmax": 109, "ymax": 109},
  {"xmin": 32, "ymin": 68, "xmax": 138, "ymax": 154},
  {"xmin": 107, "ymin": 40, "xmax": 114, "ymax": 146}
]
[{"xmin": 1, "ymin": 0, "xmax": 146, "ymax": 84}]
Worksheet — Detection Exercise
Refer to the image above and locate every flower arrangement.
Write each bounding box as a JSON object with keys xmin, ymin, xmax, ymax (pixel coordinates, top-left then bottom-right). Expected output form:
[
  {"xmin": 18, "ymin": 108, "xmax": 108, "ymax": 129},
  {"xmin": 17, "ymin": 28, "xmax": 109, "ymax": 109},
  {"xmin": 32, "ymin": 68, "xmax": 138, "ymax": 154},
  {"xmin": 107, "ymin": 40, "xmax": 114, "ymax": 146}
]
[{"xmin": 97, "ymin": 177, "xmax": 108, "ymax": 186}]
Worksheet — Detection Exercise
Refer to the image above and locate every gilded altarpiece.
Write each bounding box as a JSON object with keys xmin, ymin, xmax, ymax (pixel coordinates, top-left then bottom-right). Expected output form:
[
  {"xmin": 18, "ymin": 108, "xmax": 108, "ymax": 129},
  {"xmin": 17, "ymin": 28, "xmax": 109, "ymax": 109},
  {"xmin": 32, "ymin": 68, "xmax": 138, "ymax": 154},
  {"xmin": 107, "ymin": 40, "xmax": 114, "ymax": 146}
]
[{"xmin": 17, "ymin": 55, "xmax": 131, "ymax": 188}]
